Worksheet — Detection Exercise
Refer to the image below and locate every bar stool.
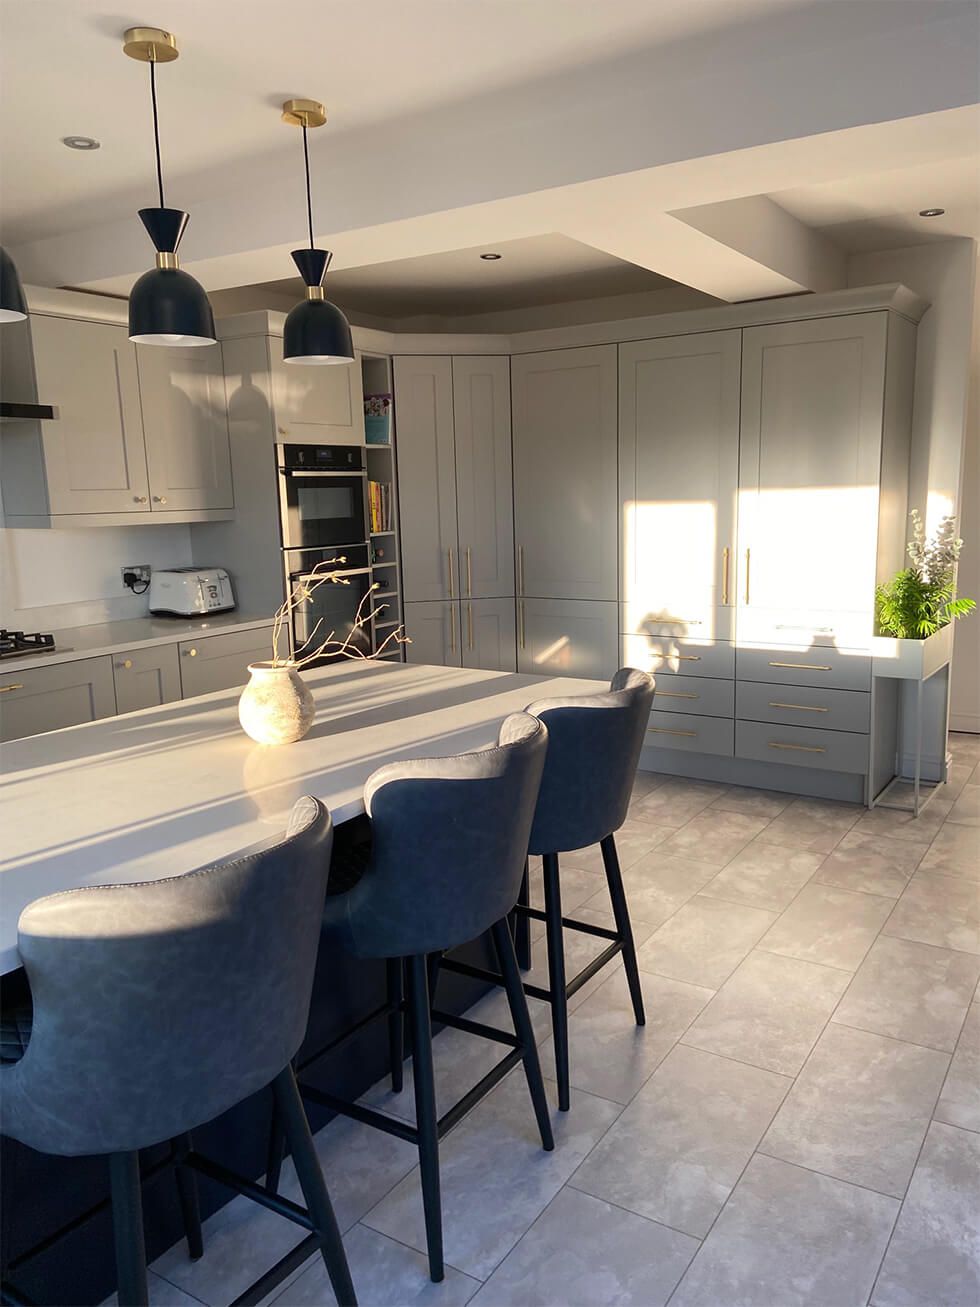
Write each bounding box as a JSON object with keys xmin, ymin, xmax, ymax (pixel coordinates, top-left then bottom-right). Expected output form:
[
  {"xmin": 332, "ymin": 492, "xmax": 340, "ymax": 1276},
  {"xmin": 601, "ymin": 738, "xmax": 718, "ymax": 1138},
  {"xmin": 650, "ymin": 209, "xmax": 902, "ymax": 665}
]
[
  {"xmin": 0, "ymin": 797, "xmax": 356, "ymax": 1307},
  {"xmin": 518, "ymin": 667, "xmax": 655, "ymax": 1111},
  {"xmin": 296, "ymin": 712, "xmax": 553, "ymax": 1284}
]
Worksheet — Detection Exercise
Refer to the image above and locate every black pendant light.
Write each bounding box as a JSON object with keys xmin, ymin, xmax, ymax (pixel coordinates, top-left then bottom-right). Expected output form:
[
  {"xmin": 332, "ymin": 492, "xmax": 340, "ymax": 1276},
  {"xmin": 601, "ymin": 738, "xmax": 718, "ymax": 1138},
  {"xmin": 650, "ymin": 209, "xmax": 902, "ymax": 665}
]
[
  {"xmin": 281, "ymin": 99, "xmax": 353, "ymax": 365},
  {"xmin": 0, "ymin": 246, "xmax": 28, "ymax": 323},
  {"xmin": 123, "ymin": 27, "xmax": 215, "ymax": 347}
]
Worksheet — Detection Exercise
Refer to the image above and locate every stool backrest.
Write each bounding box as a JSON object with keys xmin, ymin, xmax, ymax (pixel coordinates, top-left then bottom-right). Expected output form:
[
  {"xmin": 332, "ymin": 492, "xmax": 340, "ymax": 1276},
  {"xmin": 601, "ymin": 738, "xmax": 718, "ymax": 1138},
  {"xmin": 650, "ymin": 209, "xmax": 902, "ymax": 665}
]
[
  {"xmin": 525, "ymin": 667, "xmax": 655, "ymax": 855},
  {"xmin": 340, "ymin": 712, "xmax": 548, "ymax": 958},
  {"xmin": 3, "ymin": 797, "xmax": 332, "ymax": 1156}
]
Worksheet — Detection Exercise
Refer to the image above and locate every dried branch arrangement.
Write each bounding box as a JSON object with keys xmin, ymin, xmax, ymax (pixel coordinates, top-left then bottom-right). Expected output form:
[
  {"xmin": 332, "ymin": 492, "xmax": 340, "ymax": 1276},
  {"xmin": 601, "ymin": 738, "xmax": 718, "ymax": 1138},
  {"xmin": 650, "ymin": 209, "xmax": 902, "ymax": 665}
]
[{"xmin": 270, "ymin": 557, "xmax": 410, "ymax": 668}]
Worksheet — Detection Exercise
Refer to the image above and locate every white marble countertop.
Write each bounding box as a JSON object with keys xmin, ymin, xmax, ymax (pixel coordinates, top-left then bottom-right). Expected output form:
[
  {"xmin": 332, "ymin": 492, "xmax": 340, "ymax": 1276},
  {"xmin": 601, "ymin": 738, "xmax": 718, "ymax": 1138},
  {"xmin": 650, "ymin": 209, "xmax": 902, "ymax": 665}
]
[
  {"xmin": 0, "ymin": 660, "xmax": 602, "ymax": 973},
  {"xmin": 0, "ymin": 612, "xmax": 275, "ymax": 674}
]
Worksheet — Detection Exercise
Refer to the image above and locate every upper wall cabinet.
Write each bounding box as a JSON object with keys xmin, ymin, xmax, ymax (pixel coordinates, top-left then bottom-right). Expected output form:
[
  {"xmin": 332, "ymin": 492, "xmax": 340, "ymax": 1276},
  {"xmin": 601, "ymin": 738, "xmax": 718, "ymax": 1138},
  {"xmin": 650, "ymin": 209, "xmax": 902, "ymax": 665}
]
[
  {"xmin": 511, "ymin": 345, "xmax": 618, "ymax": 602},
  {"xmin": 270, "ymin": 346, "xmax": 365, "ymax": 445},
  {"xmin": 620, "ymin": 330, "xmax": 741, "ymax": 644},
  {"xmin": 452, "ymin": 356, "xmax": 514, "ymax": 599}
]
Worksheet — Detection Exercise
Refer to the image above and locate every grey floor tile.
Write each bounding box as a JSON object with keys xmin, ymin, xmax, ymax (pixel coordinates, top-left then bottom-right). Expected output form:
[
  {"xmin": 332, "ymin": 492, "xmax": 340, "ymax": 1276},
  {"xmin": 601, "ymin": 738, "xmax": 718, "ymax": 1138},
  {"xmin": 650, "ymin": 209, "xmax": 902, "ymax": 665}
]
[
  {"xmin": 683, "ymin": 949, "xmax": 850, "ymax": 1076},
  {"xmin": 699, "ymin": 839, "xmax": 825, "ymax": 912},
  {"xmin": 832, "ymin": 936, "xmax": 980, "ymax": 1052},
  {"xmin": 629, "ymin": 778, "xmax": 730, "ymax": 828},
  {"xmin": 271, "ymin": 1223, "xmax": 479, "ymax": 1306},
  {"xmin": 469, "ymin": 1186, "xmax": 697, "ymax": 1307},
  {"xmin": 934, "ymin": 1002, "xmax": 980, "ymax": 1132},
  {"xmin": 708, "ymin": 785, "xmax": 795, "ymax": 819},
  {"xmin": 584, "ymin": 851, "xmax": 718, "ymax": 929},
  {"xmin": 636, "ymin": 895, "xmax": 778, "ymax": 988},
  {"xmin": 918, "ymin": 823, "xmax": 980, "ymax": 882},
  {"xmin": 760, "ymin": 882, "xmax": 894, "ymax": 971},
  {"xmin": 632, "ymin": 769, "xmax": 669, "ymax": 799},
  {"xmin": 363, "ymin": 1073, "xmax": 621, "ymax": 1281},
  {"xmin": 815, "ymin": 830, "xmax": 925, "ymax": 898},
  {"xmin": 670, "ymin": 1154, "xmax": 898, "ymax": 1307},
  {"xmin": 883, "ymin": 872, "xmax": 980, "ymax": 955},
  {"xmin": 949, "ymin": 732, "xmax": 980, "ymax": 765},
  {"xmin": 657, "ymin": 810, "xmax": 770, "ymax": 869},
  {"xmin": 946, "ymin": 783, "xmax": 980, "ymax": 828},
  {"xmin": 561, "ymin": 821, "xmax": 671, "ymax": 875},
  {"xmin": 539, "ymin": 967, "xmax": 713, "ymax": 1104},
  {"xmin": 761, "ymin": 1022, "xmax": 950, "ymax": 1197},
  {"xmin": 570, "ymin": 1044, "xmax": 790, "ymax": 1237},
  {"xmin": 871, "ymin": 1122, "xmax": 980, "ymax": 1307},
  {"xmin": 757, "ymin": 797, "xmax": 862, "ymax": 853},
  {"xmin": 849, "ymin": 797, "xmax": 955, "ymax": 846},
  {"xmin": 527, "ymin": 860, "xmax": 605, "ymax": 914},
  {"xmin": 103, "ymin": 1272, "xmax": 207, "ymax": 1306}
]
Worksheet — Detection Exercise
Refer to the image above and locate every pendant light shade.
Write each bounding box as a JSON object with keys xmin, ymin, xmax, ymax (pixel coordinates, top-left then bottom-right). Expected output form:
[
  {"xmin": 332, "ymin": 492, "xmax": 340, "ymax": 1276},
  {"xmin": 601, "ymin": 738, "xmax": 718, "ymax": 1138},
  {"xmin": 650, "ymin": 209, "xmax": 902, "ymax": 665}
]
[
  {"xmin": 0, "ymin": 246, "xmax": 28, "ymax": 323},
  {"xmin": 280, "ymin": 99, "xmax": 353, "ymax": 366},
  {"xmin": 124, "ymin": 28, "xmax": 215, "ymax": 347}
]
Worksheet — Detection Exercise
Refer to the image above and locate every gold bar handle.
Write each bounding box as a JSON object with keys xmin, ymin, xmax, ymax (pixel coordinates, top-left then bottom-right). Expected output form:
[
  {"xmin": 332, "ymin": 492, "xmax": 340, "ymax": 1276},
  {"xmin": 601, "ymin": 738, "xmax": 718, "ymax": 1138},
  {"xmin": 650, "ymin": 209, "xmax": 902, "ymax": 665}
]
[
  {"xmin": 768, "ymin": 661, "xmax": 832, "ymax": 671},
  {"xmin": 0, "ymin": 684, "xmax": 24, "ymax": 693},
  {"xmin": 768, "ymin": 741, "xmax": 826, "ymax": 754},
  {"xmin": 744, "ymin": 547, "xmax": 751, "ymax": 604},
  {"xmin": 467, "ymin": 602, "xmax": 474, "ymax": 651},
  {"xmin": 517, "ymin": 545, "xmax": 525, "ymax": 596},
  {"xmin": 769, "ymin": 701, "xmax": 829, "ymax": 713},
  {"xmin": 465, "ymin": 547, "xmax": 472, "ymax": 598},
  {"xmin": 447, "ymin": 548, "xmax": 455, "ymax": 600},
  {"xmin": 722, "ymin": 546, "xmax": 730, "ymax": 605},
  {"xmin": 657, "ymin": 691, "xmax": 698, "ymax": 700},
  {"xmin": 519, "ymin": 600, "xmax": 526, "ymax": 650},
  {"xmin": 649, "ymin": 727, "xmax": 698, "ymax": 738},
  {"xmin": 449, "ymin": 605, "xmax": 456, "ymax": 655},
  {"xmin": 673, "ymin": 654, "xmax": 701, "ymax": 662}
]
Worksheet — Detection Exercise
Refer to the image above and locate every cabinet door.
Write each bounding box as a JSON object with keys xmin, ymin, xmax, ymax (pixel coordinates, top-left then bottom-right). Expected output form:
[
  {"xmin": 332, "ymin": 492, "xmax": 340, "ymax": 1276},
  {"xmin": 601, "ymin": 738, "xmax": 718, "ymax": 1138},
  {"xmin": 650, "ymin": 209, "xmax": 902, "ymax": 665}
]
[
  {"xmin": 737, "ymin": 314, "xmax": 887, "ymax": 646},
  {"xmin": 30, "ymin": 315, "xmax": 149, "ymax": 515},
  {"xmin": 393, "ymin": 357, "xmax": 459, "ymax": 602},
  {"xmin": 403, "ymin": 600, "xmax": 462, "ymax": 667},
  {"xmin": 453, "ymin": 356, "xmax": 514, "ymax": 599},
  {"xmin": 620, "ymin": 331, "xmax": 740, "ymax": 643},
  {"xmin": 179, "ymin": 626, "xmax": 274, "ymax": 699},
  {"xmin": 461, "ymin": 597, "xmax": 516, "ymax": 671},
  {"xmin": 0, "ymin": 657, "xmax": 116, "ymax": 742},
  {"xmin": 270, "ymin": 345, "xmax": 365, "ymax": 445},
  {"xmin": 112, "ymin": 643, "xmax": 182, "ymax": 714},
  {"xmin": 517, "ymin": 597, "xmax": 618, "ymax": 680},
  {"xmin": 512, "ymin": 345, "xmax": 618, "ymax": 601},
  {"xmin": 138, "ymin": 344, "xmax": 234, "ymax": 511}
]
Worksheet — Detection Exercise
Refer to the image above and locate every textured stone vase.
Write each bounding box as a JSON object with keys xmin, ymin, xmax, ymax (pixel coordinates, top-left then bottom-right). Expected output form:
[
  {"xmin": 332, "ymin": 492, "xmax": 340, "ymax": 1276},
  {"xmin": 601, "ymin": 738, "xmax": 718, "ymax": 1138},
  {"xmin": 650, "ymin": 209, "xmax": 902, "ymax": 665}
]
[{"xmin": 238, "ymin": 662, "xmax": 315, "ymax": 745}]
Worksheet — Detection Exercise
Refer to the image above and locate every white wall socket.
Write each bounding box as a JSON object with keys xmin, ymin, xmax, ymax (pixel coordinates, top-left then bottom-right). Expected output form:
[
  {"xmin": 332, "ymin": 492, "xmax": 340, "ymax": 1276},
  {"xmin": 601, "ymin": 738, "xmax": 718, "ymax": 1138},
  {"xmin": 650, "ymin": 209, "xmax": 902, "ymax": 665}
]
[{"xmin": 121, "ymin": 565, "xmax": 152, "ymax": 586}]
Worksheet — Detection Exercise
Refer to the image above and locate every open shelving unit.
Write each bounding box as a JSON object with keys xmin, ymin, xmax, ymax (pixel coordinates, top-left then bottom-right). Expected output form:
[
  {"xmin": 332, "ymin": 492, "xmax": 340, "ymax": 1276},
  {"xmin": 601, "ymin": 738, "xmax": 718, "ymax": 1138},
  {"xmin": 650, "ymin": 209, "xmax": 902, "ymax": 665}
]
[{"xmin": 361, "ymin": 353, "xmax": 405, "ymax": 661}]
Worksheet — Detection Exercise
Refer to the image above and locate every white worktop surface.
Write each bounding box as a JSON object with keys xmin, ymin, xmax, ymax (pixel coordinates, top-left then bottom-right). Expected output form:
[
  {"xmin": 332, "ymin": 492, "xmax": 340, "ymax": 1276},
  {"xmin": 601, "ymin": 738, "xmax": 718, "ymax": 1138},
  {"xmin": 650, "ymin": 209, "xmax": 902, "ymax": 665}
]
[
  {"xmin": 0, "ymin": 612, "xmax": 275, "ymax": 675},
  {"xmin": 0, "ymin": 660, "xmax": 602, "ymax": 974}
]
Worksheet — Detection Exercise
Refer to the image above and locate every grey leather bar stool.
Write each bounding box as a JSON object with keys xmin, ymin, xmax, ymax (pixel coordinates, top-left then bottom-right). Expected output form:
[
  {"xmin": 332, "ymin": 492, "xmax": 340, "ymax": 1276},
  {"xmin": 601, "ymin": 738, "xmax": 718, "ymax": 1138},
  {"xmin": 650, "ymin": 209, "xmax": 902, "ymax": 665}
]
[
  {"xmin": 295, "ymin": 712, "xmax": 554, "ymax": 1284},
  {"xmin": 518, "ymin": 668, "xmax": 654, "ymax": 1111},
  {"xmin": 0, "ymin": 797, "xmax": 356, "ymax": 1307}
]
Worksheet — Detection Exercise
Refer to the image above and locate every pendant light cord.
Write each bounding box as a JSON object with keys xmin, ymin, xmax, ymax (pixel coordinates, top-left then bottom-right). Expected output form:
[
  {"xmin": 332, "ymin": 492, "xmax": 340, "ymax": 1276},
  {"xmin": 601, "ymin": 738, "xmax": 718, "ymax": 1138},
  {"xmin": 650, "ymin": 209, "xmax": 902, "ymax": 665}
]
[
  {"xmin": 149, "ymin": 59, "xmax": 165, "ymax": 208},
  {"xmin": 302, "ymin": 124, "xmax": 314, "ymax": 249}
]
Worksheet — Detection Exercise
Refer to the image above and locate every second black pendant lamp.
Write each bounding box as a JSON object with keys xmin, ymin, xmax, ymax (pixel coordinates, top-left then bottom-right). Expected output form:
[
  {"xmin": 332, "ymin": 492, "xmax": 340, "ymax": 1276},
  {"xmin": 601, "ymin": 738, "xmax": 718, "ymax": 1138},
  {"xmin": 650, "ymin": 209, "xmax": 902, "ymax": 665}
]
[
  {"xmin": 280, "ymin": 99, "xmax": 353, "ymax": 365},
  {"xmin": 123, "ymin": 27, "xmax": 215, "ymax": 347}
]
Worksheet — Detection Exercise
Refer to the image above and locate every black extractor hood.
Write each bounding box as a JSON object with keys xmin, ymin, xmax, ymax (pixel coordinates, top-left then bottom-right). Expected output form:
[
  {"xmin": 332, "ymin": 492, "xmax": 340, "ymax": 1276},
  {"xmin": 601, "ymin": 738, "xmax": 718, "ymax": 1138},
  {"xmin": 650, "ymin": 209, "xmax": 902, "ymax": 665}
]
[{"xmin": 0, "ymin": 400, "xmax": 58, "ymax": 421}]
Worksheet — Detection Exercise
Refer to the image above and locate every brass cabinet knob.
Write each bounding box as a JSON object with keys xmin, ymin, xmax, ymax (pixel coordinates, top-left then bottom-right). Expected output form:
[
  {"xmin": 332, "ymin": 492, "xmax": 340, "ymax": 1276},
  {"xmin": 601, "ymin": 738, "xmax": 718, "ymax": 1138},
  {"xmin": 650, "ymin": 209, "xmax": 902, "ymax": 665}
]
[
  {"xmin": 134, "ymin": 495, "xmax": 148, "ymax": 503},
  {"xmin": 185, "ymin": 648, "xmax": 197, "ymax": 657},
  {"xmin": 116, "ymin": 659, "xmax": 133, "ymax": 670},
  {"xmin": 153, "ymin": 495, "xmax": 168, "ymax": 504}
]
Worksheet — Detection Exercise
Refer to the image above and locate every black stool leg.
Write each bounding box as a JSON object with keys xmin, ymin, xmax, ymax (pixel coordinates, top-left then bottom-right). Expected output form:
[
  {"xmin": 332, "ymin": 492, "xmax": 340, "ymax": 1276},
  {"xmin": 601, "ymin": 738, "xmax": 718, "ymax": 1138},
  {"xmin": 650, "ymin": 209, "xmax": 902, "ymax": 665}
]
[
  {"xmin": 265, "ymin": 1082, "xmax": 288, "ymax": 1195},
  {"xmin": 173, "ymin": 1133, "xmax": 204, "ymax": 1260},
  {"xmin": 491, "ymin": 919, "xmax": 554, "ymax": 1151},
  {"xmin": 407, "ymin": 953, "xmax": 444, "ymax": 1282},
  {"xmin": 601, "ymin": 833, "xmax": 645, "ymax": 1027},
  {"xmin": 108, "ymin": 1151, "xmax": 149, "ymax": 1307},
  {"xmin": 542, "ymin": 852, "xmax": 570, "ymax": 1112},
  {"xmin": 271, "ymin": 1065, "xmax": 356, "ymax": 1307},
  {"xmin": 386, "ymin": 957, "xmax": 404, "ymax": 1094},
  {"xmin": 513, "ymin": 859, "xmax": 532, "ymax": 970}
]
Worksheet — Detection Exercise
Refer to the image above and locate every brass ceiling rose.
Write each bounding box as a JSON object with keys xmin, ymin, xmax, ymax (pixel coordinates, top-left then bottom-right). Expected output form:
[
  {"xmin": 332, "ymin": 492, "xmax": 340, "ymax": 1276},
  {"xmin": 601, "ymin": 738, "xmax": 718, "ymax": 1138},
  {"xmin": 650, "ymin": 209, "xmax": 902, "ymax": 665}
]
[
  {"xmin": 282, "ymin": 99, "xmax": 327, "ymax": 129},
  {"xmin": 122, "ymin": 27, "xmax": 179, "ymax": 63}
]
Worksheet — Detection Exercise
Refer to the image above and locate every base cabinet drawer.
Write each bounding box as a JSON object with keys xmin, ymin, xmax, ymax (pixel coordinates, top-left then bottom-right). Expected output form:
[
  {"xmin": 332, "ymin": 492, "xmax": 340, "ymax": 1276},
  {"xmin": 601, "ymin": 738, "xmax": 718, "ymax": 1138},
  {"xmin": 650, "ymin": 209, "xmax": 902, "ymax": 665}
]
[
  {"xmin": 112, "ymin": 644, "xmax": 182, "ymax": 714},
  {"xmin": 178, "ymin": 626, "xmax": 275, "ymax": 699},
  {"xmin": 736, "ymin": 645, "xmax": 870, "ymax": 692},
  {"xmin": 518, "ymin": 598, "xmax": 618, "ymax": 680},
  {"xmin": 736, "ymin": 681, "xmax": 870, "ymax": 734},
  {"xmin": 653, "ymin": 674, "xmax": 734, "ymax": 718},
  {"xmin": 623, "ymin": 634, "xmax": 734, "ymax": 679},
  {"xmin": 736, "ymin": 720, "xmax": 869, "ymax": 774},
  {"xmin": 645, "ymin": 710, "xmax": 734, "ymax": 756},
  {"xmin": 0, "ymin": 656, "xmax": 116, "ymax": 741}
]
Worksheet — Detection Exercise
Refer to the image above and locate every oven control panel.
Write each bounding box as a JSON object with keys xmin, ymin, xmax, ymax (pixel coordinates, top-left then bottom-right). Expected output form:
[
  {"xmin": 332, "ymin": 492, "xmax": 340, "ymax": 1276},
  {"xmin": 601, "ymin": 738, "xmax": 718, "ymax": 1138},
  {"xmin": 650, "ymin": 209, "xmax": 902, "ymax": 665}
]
[{"xmin": 278, "ymin": 443, "xmax": 363, "ymax": 472}]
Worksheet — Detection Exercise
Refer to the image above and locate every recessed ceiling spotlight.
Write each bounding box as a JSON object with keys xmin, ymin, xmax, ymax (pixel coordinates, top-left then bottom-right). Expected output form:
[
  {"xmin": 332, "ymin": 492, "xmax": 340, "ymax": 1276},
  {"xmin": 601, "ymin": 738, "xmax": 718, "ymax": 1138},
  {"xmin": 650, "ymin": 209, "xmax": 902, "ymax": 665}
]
[
  {"xmin": 480, "ymin": 252, "xmax": 502, "ymax": 260},
  {"xmin": 62, "ymin": 135, "xmax": 100, "ymax": 150},
  {"xmin": 919, "ymin": 208, "xmax": 945, "ymax": 218}
]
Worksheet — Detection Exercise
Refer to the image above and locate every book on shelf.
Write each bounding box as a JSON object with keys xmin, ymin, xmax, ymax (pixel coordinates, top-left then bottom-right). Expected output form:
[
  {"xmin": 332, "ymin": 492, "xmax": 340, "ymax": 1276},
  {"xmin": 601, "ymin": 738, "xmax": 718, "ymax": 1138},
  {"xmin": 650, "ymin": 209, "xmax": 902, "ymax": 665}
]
[
  {"xmin": 368, "ymin": 480, "xmax": 393, "ymax": 534},
  {"xmin": 364, "ymin": 393, "xmax": 392, "ymax": 445}
]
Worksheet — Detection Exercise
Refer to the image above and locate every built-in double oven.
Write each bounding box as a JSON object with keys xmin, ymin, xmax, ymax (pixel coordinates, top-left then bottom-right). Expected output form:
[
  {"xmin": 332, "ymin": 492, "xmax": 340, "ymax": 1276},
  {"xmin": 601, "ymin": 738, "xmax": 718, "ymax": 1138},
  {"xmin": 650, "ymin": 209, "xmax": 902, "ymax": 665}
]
[{"xmin": 276, "ymin": 443, "xmax": 375, "ymax": 662}]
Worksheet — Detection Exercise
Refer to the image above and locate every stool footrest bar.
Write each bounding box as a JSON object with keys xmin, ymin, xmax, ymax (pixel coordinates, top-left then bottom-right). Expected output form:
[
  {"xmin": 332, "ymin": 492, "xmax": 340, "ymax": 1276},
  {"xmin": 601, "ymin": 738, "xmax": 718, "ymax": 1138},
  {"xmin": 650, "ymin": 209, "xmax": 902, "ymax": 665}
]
[
  {"xmin": 229, "ymin": 1232, "xmax": 321, "ymax": 1307},
  {"xmin": 436, "ymin": 1049, "xmax": 524, "ymax": 1138},
  {"xmin": 300, "ymin": 1083, "xmax": 419, "ymax": 1145},
  {"xmin": 185, "ymin": 1153, "xmax": 315, "ymax": 1232},
  {"xmin": 513, "ymin": 904, "xmax": 619, "ymax": 941},
  {"xmin": 430, "ymin": 1008, "xmax": 521, "ymax": 1048}
]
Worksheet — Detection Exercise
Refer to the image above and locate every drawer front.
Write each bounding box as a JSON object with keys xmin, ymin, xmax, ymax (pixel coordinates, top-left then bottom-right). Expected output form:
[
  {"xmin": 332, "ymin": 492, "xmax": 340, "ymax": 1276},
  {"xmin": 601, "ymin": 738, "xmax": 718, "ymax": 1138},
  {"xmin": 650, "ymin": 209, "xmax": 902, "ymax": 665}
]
[
  {"xmin": 0, "ymin": 656, "xmax": 116, "ymax": 742},
  {"xmin": 736, "ymin": 720, "xmax": 869, "ymax": 774},
  {"xmin": 645, "ymin": 710, "xmax": 734, "ymax": 757},
  {"xmin": 179, "ymin": 626, "xmax": 275, "ymax": 699},
  {"xmin": 113, "ymin": 644, "xmax": 182, "ymax": 714},
  {"xmin": 623, "ymin": 633, "xmax": 734, "ymax": 680},
  {"xmin": 653, "ymin": 674, "xmax": 734, "ymax": 719},
  {"xmin": 736, "ymin": 681, "xmax": 870, "ymax": 734},
  {"xmin": 736, "ymin": 645, "xmax": 870, "ymax": 692}
]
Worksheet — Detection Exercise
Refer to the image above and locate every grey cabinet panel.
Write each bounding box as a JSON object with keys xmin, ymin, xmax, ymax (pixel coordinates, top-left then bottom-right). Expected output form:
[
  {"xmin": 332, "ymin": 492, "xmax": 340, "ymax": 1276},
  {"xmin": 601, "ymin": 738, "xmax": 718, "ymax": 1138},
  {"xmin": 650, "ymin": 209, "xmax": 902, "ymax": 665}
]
[
  {"xmin": 646, "ymin": 710, "xmax": 734, "ymax": 757},
  {"xmin": 461, "ymin": 597, "xmax": 516, "ymax": 672},
  {"xmin": 512, "ymin": 345, "xmax": 618, "ymax": 601},
  {"xmin": 137, "ymin": 344, "xmax": 234, "ymax": 511},
  {"xmin": 452, "ymin": 356, "xmax": 514, "ymax": 599},
  {"xmin": 736, "ymin": 645, "xmax": 871, "ymax": 692},
  {"xmin": 403, "ymin": 600, "xmax": 461, "ymax": 667},
  {"xmin": 517, "ymin": 598, "xmax": 618, "ymax": 680},
  {"xmin": 270, "ymin": 347, "xmax": 365, "ymax": 445},
  {"xmin": 622, "ymin": 633, "xmax": 734, "ymax": 680},
  {"xmin": 394, "ymin": 357, "xmax": 459, "ymax": 602},
  {"xmin": 0, "ymin": 657, "xmax": 116, "ymax": 742},
  {"xmin": 28, "ymin": 315, "xmax": 149, "ymax": 515},
  {"xmin": 178, "ymin": 626, "xmax": 274, "ymax": 699},
  {"xmin": 653, "ymin": 674, "xmax": 734, "ymax": 719},
  {"xmin": 736, "ymin": 719, "xmax": 869, "ymax": 774},
  {"xmin": 736, "ymin": 680, "xmax": 870, "ymax": 734},
  {"xmin": 112, "ymin": 644, "xmax": 182, "ymax": 714}
]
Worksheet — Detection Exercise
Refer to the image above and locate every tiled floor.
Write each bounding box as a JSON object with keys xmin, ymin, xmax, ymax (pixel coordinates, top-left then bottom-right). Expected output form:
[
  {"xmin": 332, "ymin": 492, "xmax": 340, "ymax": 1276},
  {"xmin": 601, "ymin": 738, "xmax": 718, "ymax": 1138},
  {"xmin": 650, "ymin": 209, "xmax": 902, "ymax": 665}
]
[{"xmin": 145, "ymin": 734, "xmax": 980, "ymax": 1307}]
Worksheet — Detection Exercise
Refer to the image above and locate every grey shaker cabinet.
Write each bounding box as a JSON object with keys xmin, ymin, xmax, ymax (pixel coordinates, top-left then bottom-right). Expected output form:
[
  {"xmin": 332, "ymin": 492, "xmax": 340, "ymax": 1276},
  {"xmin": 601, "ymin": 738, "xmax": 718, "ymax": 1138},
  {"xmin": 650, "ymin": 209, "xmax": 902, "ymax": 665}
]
[
  {"xmin": 177, "ymin": 626, "xmax": 275, "ymax": 699},
  {"xmin": 461, "ymin": 597, "xmax": 517, "ymax": 672},
  {"xmin": 402, "ymin": 599, "xmax": 461, "ymax": 667},
  {"xmin": 517, "ymin": 597, "xmax": 618, "ymax": 681},
  {"xmin": 0, "ymin": 656, "xmax": 117, "ymax": 742},
  {"xmin": 112, "ymin": 644, "xmax": 182, "ymax": 714},
  {"xmin": 452, "ymin": 356, "xmax": 514, "ymax": 599}
]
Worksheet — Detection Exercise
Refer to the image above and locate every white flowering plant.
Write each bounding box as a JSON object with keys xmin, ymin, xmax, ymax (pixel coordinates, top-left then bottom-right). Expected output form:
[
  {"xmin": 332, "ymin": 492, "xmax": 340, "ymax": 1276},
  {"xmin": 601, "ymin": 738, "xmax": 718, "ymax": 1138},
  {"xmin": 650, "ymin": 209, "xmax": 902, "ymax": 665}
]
[{"xmin": 875, "ymin": 511, "xmax": 975, "ymax": 639}]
